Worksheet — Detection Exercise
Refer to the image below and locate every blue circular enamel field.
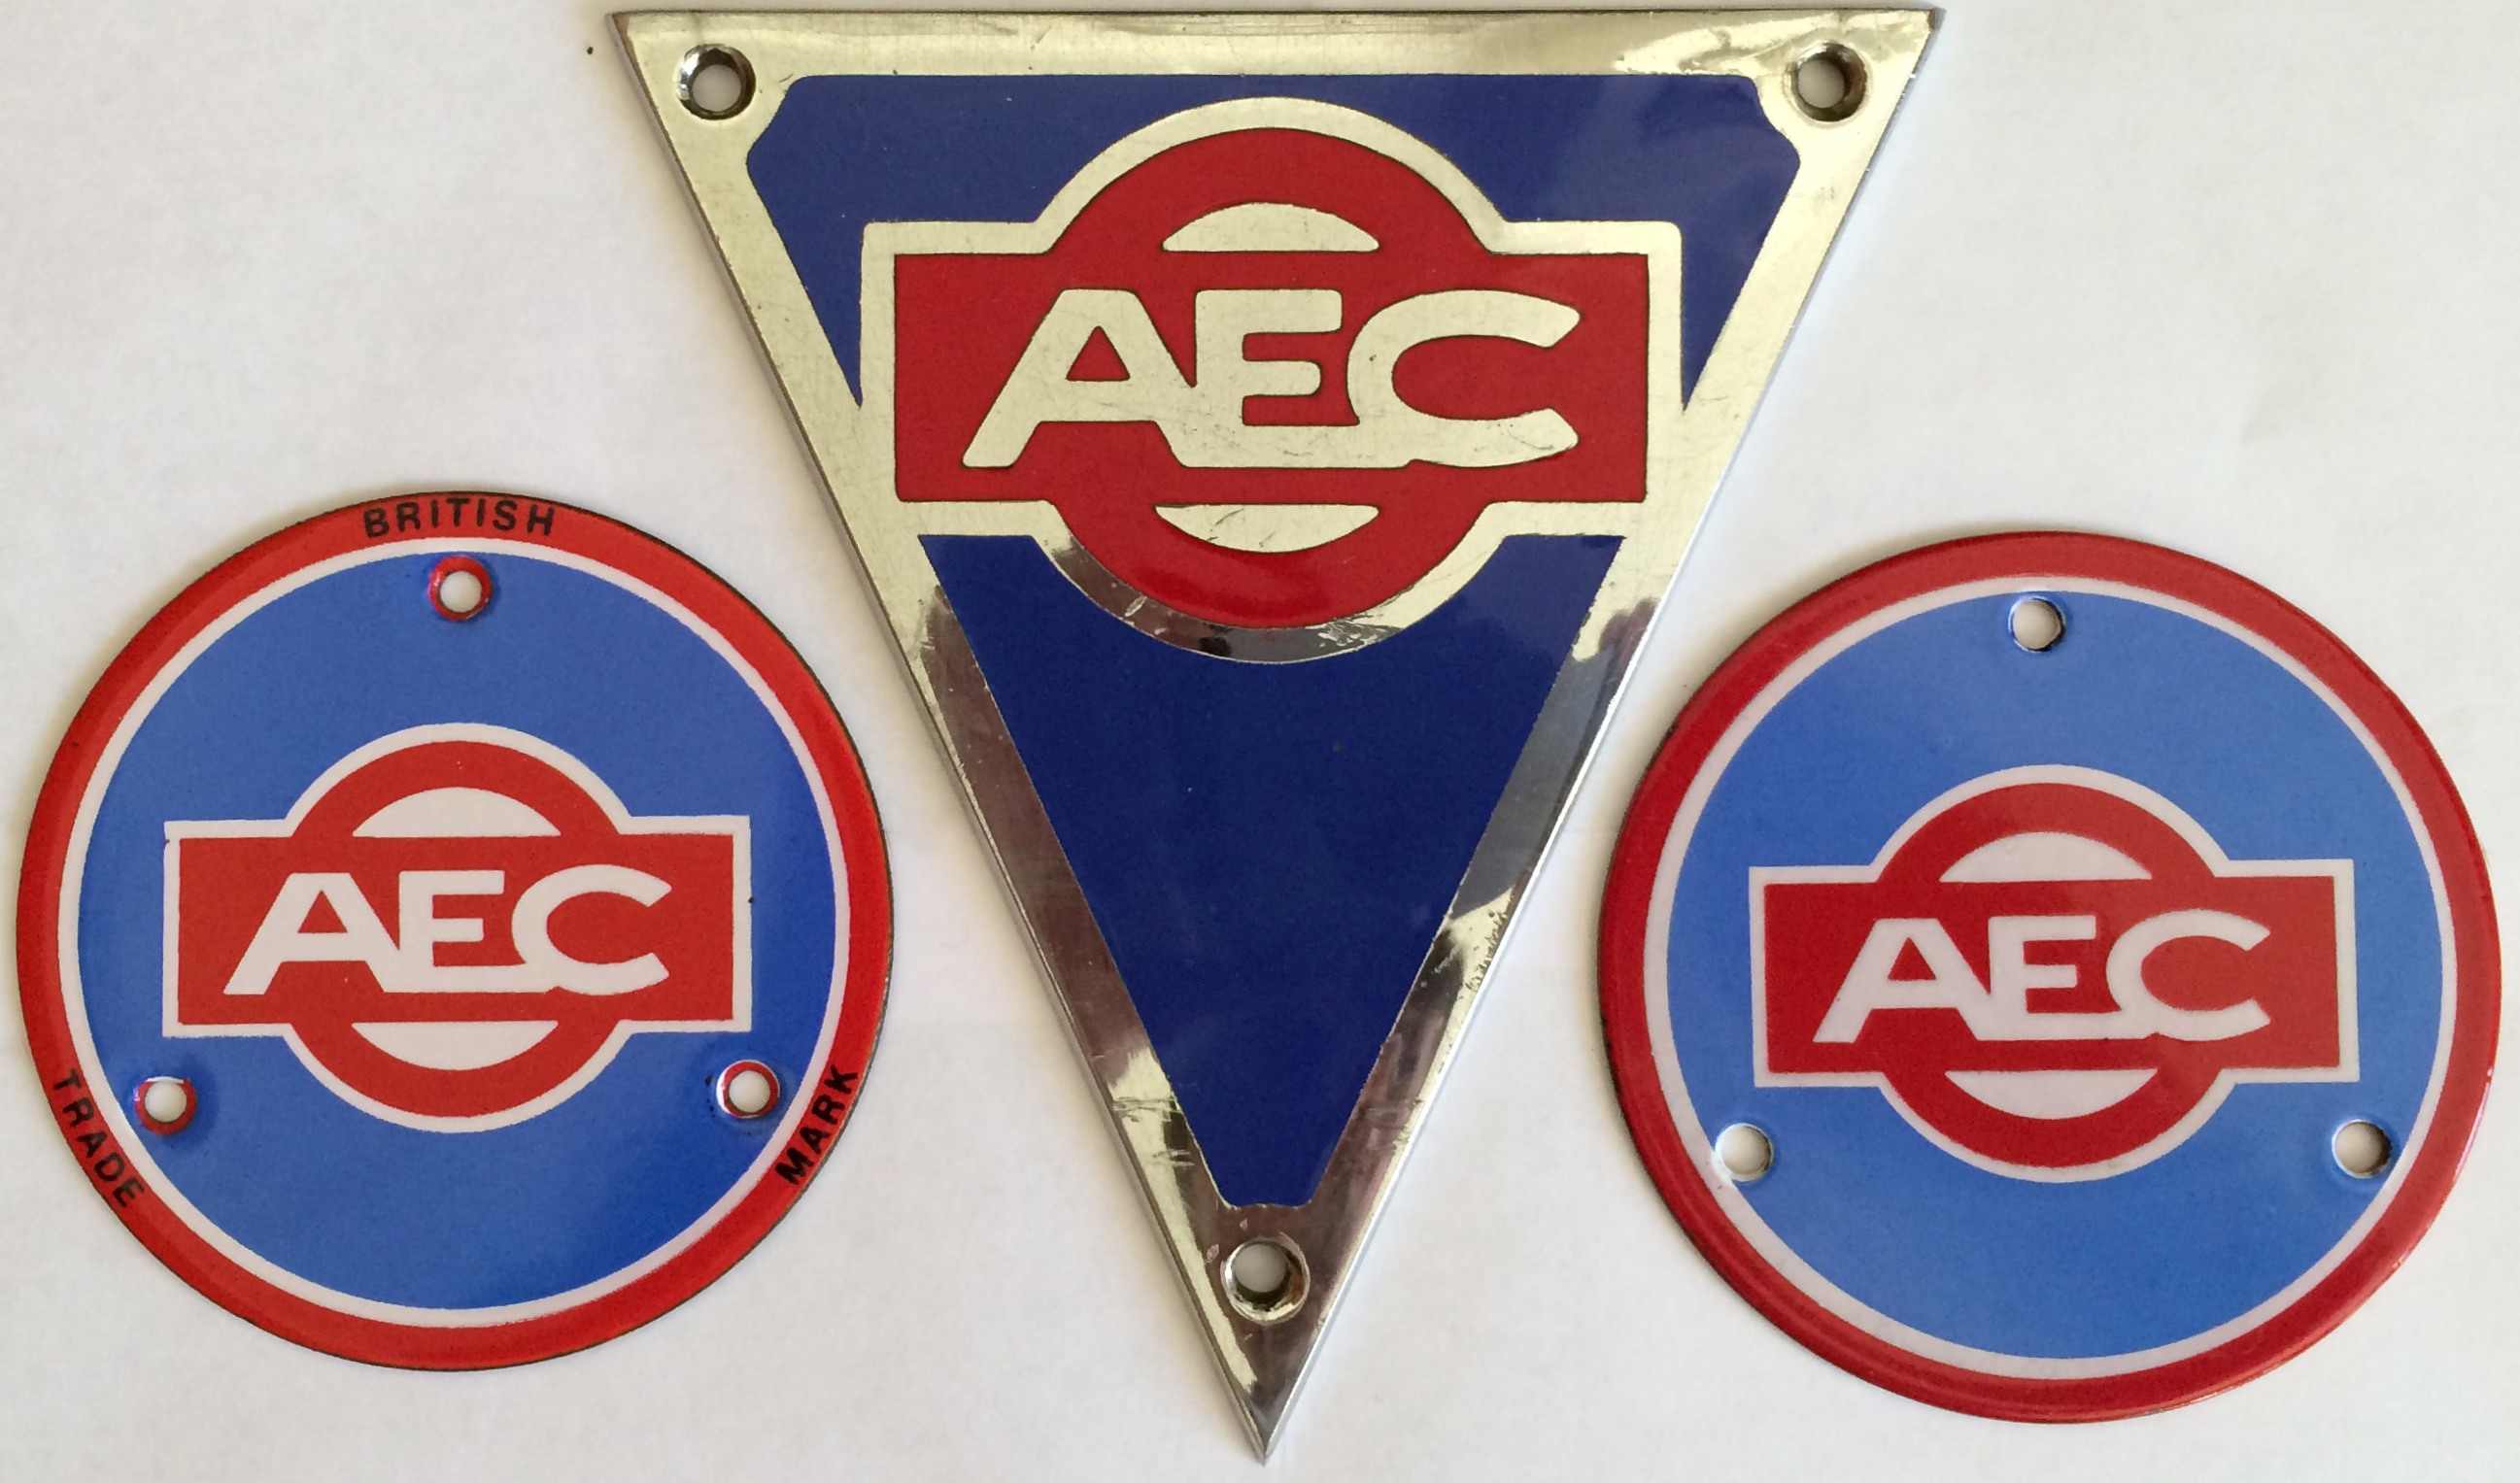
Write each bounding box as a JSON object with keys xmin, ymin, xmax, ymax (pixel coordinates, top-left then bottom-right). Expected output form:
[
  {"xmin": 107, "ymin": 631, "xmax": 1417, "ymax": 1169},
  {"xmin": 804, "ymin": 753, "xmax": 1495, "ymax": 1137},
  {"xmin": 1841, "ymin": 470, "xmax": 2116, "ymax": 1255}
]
[
  {"xmin": 1658, "ymin": 588, "xmax": 2440, "ymax": 1359},
  {"xmin": 75, "ymin": 547, "xmax": 837, "ymax": 1311}
]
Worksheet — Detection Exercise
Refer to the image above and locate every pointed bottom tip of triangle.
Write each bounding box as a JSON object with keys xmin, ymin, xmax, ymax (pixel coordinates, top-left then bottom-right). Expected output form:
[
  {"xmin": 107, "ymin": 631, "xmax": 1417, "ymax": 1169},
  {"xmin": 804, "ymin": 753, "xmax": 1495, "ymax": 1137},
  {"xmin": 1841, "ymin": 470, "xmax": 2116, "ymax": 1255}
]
[
  {"xmin": 1226, "ymin": 1364, "xmax": 1309, "ymax": 1459},
  {"xmin": 1236, "ymin": 1401, "xmax": 1288, "ymax": 1461}
]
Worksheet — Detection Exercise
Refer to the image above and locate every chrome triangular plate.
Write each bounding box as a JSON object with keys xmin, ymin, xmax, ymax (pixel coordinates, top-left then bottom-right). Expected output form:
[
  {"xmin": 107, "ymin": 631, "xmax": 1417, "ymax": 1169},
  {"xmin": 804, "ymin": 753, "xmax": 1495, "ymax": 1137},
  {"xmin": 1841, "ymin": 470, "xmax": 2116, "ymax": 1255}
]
[{"xmin": 618, "ymin": 10, "xmax": 1932, "ymax": 1453}]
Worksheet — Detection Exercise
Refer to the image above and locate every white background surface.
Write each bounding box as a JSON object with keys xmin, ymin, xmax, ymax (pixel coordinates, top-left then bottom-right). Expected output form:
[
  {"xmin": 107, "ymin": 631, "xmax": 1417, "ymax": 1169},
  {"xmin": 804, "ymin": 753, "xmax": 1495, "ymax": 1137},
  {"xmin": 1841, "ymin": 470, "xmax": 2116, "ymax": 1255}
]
[{"xmin": 3, "ymin": 2, "xmax": 2513, "ymax": 1476}]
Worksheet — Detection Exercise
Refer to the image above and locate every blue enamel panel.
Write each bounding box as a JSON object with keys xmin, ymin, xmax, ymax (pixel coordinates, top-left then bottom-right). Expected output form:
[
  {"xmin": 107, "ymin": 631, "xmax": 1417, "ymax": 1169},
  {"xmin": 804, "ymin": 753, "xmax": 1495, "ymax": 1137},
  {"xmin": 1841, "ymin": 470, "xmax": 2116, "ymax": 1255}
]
[{"xmin": 931, "ymin": 534, "xmax": 1618, "ymax": 1205}]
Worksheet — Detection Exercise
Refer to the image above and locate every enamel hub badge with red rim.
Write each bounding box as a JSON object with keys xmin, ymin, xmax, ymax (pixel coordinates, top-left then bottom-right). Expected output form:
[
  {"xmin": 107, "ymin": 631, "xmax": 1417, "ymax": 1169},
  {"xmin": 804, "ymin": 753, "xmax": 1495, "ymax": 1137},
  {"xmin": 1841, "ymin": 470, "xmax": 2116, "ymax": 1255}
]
[
  {"xmin": 17, "ymin": 497, "xmax": 890, "ymax": 1366},
  {"xmin": 1600, "ymin": 533, "xmax": 2498, "ymax": 1420},
  {"xmin": 621, "ymin": 10, "xmax": 1932, "ymax": 1448}
]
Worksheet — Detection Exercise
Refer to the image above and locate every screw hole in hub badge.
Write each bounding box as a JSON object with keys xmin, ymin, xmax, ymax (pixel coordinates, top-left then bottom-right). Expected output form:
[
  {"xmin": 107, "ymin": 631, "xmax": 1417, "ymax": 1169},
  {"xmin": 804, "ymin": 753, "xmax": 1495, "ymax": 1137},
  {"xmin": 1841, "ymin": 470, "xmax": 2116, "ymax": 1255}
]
[
  {"xmin": 426, "ymin": 555, "xmax": 492, "ymax": 621},
  {"xmin": 16, "ymin": 494, "xmax": 891, "ymax": 1368},
  {"xmin": 134, "ymin": 1076, "xmax": 195, "ymax": 1135},
  {"xmin": 1600, "ymin": 531, "xmax": 2496, "ymax": 1421},
  {"xmin": 716, "ymin": 1060, "xmax": 781, "ymax": 1120},
  {"xmin": 2007, "ymin": 594, "xmax": 2064, "ymax": 653}
]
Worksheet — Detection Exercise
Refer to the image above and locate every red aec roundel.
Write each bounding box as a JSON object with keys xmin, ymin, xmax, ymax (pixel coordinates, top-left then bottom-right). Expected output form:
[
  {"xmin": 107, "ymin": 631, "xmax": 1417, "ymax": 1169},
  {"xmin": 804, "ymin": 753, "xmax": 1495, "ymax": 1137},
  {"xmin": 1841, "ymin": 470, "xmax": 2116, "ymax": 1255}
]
[
  {"xmin": 1754, "ymin": 765, "xmax": 2352, "ymax": 1178},
  {"xmin": 167, "ymin": 725, "xmax": 753, "ymax": 1129},
  {"xmin": 878, "ymin": 101, "xmax": 1668, "ymax": 628}
]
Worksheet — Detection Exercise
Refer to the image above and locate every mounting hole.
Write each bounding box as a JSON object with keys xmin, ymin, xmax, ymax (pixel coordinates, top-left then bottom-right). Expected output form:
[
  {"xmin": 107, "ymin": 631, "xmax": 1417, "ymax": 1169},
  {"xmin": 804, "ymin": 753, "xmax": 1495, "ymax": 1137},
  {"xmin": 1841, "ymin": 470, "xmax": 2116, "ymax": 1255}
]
[
  {"xmin": 2009, "ymin": 595, "xmax": 2065, "ymax": 653},
  {"xmin": 2333, "ymin": 1119, "xmax": 2393, "ymax": 1178},
  {"xmin": 1716, "ymin": 1122, "xmax": 1773, "ymax": 1182},
  {"xmin": 1222, "ymin": 1236, "xmax": 1309, "ymax": 1324},
  {"xmin": 135, "ymin": 1076, "xmax": 195, "ymax": 1134},
  {"xmin": 1791, "ymin": 43, "xmax": 1868, "ymax": 123},
  {"xmin": 716, "ymin": 1061, "xmax": 780, "ymax": 1119},
  {"xmin": 428, "ymin": 556, "xmax": 492, "ymax": 621},
  {"xmin": 678, "ymin": 45, "xmax": 755, "ymax": 119}
]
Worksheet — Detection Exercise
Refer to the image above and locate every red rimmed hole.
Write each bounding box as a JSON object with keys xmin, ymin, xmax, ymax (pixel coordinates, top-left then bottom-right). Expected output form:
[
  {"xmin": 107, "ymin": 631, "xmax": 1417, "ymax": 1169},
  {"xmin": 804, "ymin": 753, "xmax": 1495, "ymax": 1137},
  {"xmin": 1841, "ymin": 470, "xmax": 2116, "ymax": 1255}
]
[
  {"xmin": 134, "ymin": 1076, "xmax": 196, "ymax": 1134},
  {"xmin": 428, "ymin": 556, "xmax": 493, "ymax": 621},
  {"xmin": 716, "ymin": 1061, "xmax": 780, "ymax": 1119}
]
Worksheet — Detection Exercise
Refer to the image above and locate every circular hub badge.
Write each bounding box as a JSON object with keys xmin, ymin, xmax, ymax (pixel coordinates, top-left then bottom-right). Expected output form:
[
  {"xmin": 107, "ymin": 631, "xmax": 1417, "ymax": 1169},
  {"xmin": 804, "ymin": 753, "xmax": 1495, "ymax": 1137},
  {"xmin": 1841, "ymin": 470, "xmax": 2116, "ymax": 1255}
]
[
  {"xmin": 17, "ymin": 496, "xmax": 890, "ymax": 1366},
  {"xmin": 1600, "ymin": 533, "xmax": 2496, "ymax": 1419}
]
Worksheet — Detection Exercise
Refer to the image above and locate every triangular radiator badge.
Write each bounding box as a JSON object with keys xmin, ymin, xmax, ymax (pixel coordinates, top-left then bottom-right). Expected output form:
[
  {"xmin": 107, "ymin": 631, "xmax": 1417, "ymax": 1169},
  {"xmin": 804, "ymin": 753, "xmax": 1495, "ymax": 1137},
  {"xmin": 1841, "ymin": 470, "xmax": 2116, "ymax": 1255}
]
[{"xmin": 619, "ymin": 10, "xmax": 1931, "ymax": 1452}]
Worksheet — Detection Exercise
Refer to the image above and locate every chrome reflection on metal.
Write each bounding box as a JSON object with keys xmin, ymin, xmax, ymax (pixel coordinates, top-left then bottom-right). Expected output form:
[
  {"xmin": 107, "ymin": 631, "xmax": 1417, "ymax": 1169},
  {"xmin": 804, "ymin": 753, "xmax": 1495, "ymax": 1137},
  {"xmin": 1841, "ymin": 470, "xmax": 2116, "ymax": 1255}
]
[
  {"xmin": 617, "ymin": 9, "xmax": 1934, "ymax": 1454},
  {"xmin": 1048, "ymin": 537, "xmax": 1402, "ymax": 663}
]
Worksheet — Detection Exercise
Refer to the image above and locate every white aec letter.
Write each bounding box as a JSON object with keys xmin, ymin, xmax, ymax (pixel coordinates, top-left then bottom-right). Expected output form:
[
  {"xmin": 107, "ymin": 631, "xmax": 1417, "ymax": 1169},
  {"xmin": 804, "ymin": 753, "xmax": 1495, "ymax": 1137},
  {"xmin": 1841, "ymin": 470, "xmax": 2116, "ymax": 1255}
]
[
  {"xmin": 2105, "ymin": 910, "xmax": 2272, "ymax": 1040},
  {"xmin": 961, "ymin": 289, "xmax": 1199, "ymax": 467},
  {"xmin": 397, "ymin": 869, "xmax": 505, "ymax": 990},
  {"xmin": 1811, "ymin": 911, "xmax": 2274, "ymax": 1044},
  {"xmin": 221, "ymin": 873, "xmax": 402, "ymax": 996},
  {"xmin": 960, "ymin": 286, "xmax": 1582, "ymax": 471},
  {"xmin": 222, "ymin": 866, "xmax": 677, "ymax": 996},
  {"xmin": 511, "ymin": 864, "xmax": 671, "ymax": 995},
  {"xmin": 1344, "ymin": 289, "xmax": 1580, "ymax": 467},
  {"xmin": 1814, "ymin": 919, "xmax": 1986, "ymax": 1042},
  {"xmin": 1983, "ymin": 914, "xmax": 2126, "ymax": 1039}
]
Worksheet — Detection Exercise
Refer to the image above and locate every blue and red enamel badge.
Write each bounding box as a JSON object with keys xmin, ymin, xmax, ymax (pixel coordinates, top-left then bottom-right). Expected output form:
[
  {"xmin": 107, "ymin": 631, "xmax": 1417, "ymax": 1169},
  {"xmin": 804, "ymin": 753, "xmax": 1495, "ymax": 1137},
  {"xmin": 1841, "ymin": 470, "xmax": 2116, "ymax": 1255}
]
[
  {"xmin": 17, "ymin": 496, "xmax": 890, "ymax": 1366},
  {"xmin": 1601, "ymin": 533, "xmax": 2498, "ymax": 1420},
  {"xmin": 622, "ymin": 9, "xmax": 1933, "ymax": 1445}
]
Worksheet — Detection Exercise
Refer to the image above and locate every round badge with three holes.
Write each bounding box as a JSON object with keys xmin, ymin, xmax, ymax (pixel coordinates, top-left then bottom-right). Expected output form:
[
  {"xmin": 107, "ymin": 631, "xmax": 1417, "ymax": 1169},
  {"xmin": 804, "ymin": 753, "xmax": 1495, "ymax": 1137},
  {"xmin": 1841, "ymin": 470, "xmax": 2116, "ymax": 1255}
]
[
  {"xmin": 1600, "ymin": 532, "xmax": 2496, "ymax": 1420},
  {"xmin": 17, "ymin": 495, "xmax": 889, "ymax": 1366}
]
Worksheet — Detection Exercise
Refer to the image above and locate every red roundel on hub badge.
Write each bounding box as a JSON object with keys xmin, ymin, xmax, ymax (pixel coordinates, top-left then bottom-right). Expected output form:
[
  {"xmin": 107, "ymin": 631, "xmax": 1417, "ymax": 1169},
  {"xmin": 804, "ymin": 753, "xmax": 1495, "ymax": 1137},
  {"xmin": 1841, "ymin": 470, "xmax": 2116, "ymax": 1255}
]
[
  {"xmin": 17, "ymin": 495, "xmax": 890, "ymax": 1367},
  {"xmin": 1599, "ymin": 532, "xmax": 2496, "ymax": 1421}
]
